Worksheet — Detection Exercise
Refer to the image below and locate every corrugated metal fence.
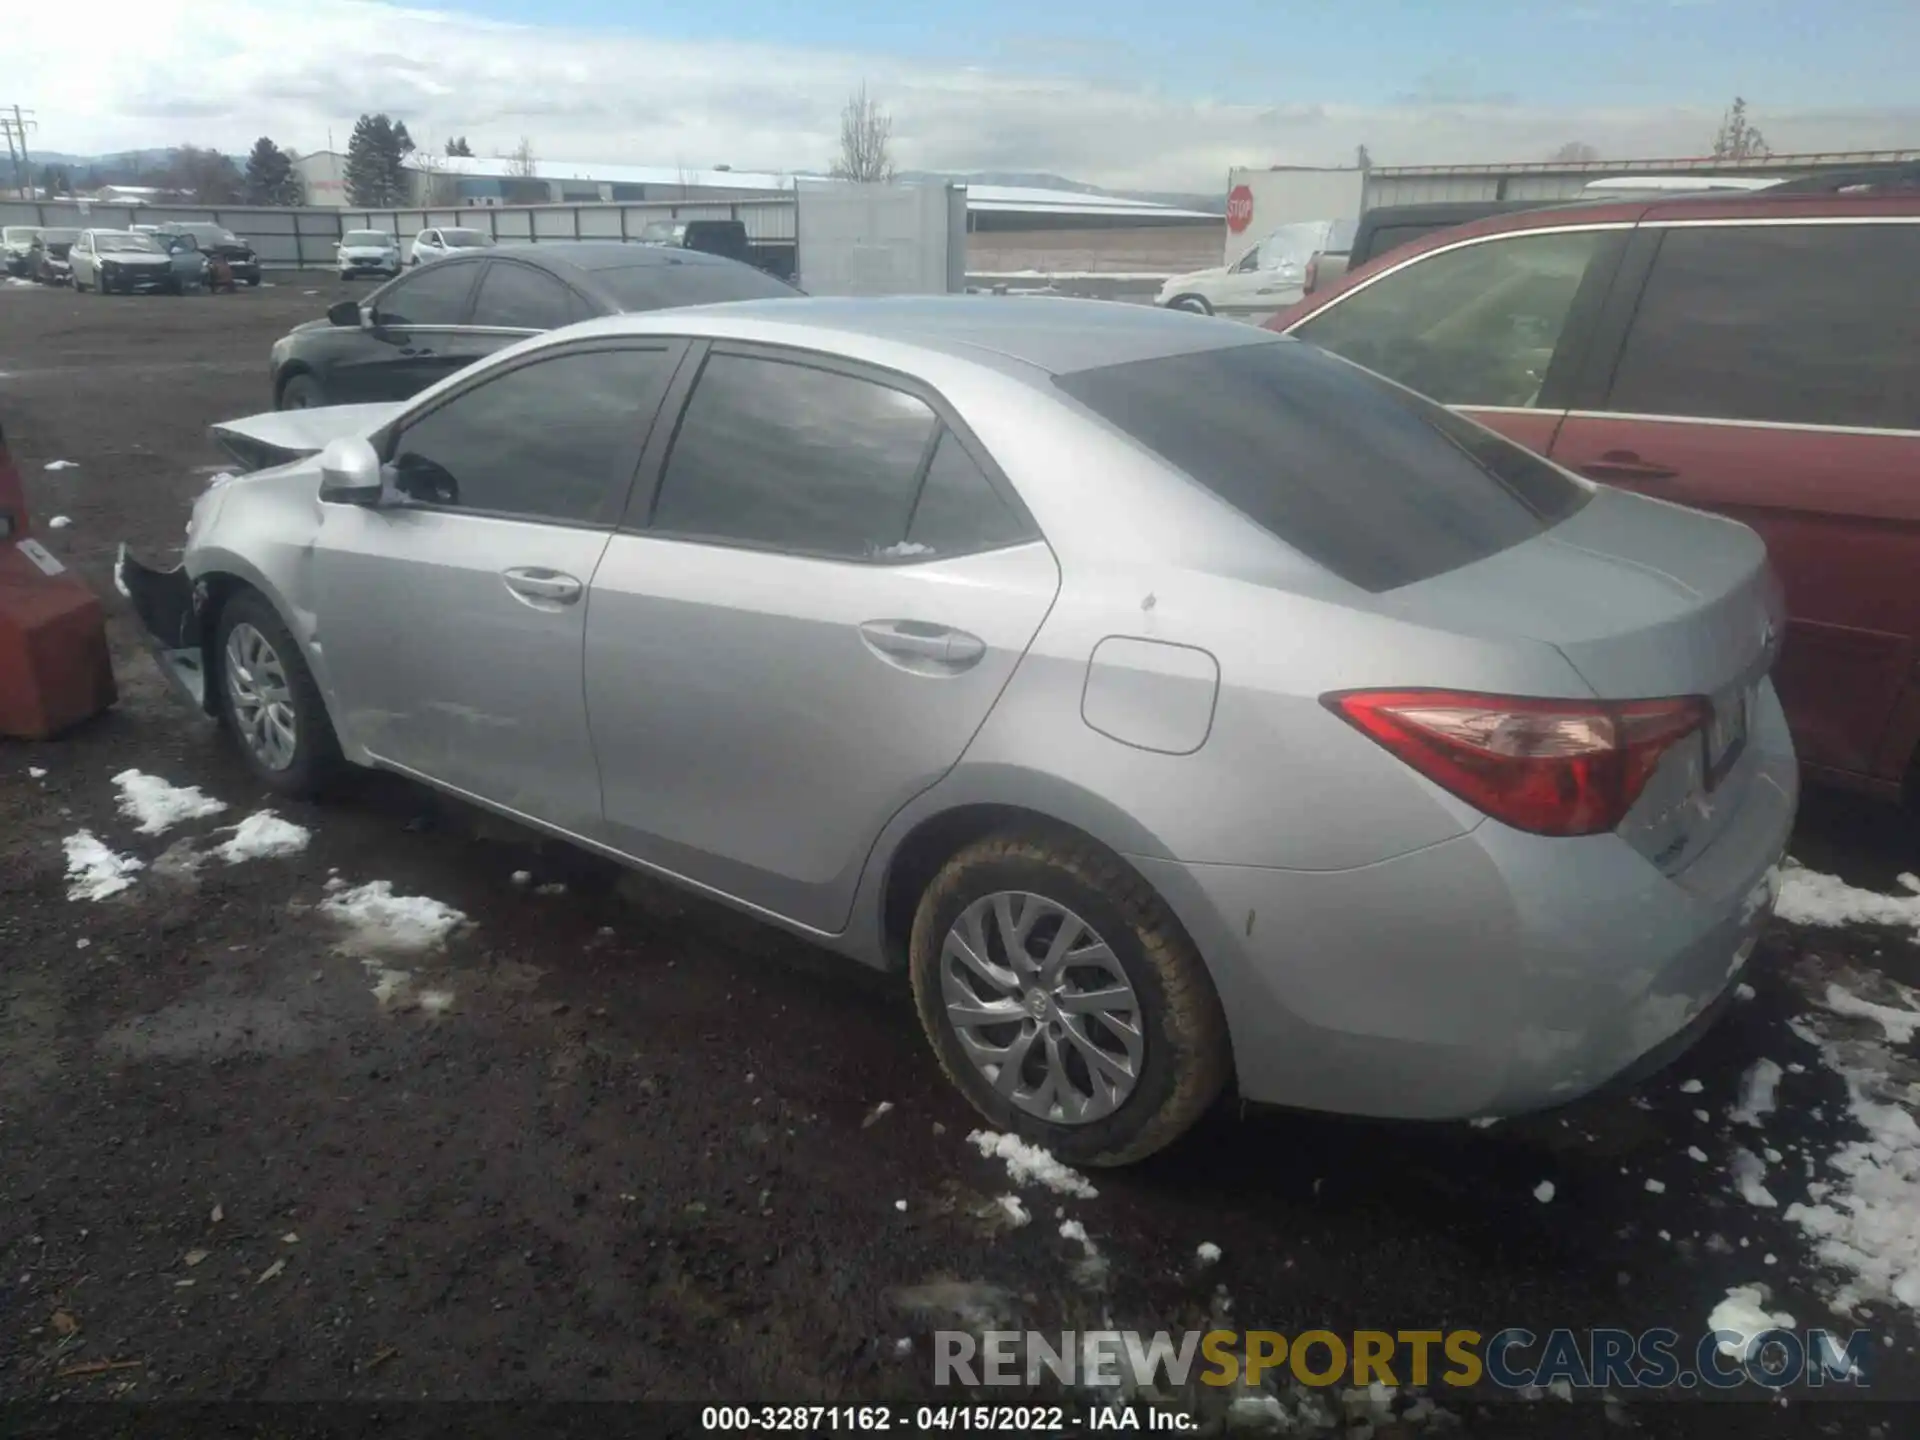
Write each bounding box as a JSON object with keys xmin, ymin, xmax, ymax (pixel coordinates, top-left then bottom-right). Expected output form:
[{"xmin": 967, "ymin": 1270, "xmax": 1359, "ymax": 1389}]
[{"xmin": 0, "ymin": 198, "xmax": 798, "ymax": 269}]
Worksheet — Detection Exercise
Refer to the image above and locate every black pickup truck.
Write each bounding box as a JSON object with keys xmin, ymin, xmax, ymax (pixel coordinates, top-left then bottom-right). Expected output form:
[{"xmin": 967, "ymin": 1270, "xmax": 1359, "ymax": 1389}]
[{"xmin": 1302, "ymin": 200, "xmax": 1552, "ymax": 294}]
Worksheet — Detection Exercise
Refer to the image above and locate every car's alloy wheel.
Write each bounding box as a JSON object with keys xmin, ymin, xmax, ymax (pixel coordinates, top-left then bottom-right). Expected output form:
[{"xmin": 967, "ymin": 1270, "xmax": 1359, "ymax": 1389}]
[
  {"xmin": 939, "ymin": 892, "xmax": 1145, "ymax": 1124},
  {"xmin": 911, "ymin": 830, "xmax": 1231, "ymax": 1166},
  {"xmin": 224, "ymin": 621, "xmax": 299, "ymax": 772}
]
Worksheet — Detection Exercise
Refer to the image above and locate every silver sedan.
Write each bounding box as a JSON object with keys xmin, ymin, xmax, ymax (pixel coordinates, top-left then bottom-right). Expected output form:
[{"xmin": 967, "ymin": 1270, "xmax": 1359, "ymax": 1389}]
[{"xmin": 120, "ymin": 298, "xmax": 1796, "ymax": 1164}]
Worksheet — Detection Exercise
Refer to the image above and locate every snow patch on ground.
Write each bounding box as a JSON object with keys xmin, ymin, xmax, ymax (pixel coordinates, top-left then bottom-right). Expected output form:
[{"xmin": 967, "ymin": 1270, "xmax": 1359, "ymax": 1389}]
[
  {"xmin": 28, "ymin": 766, "xmax": 46, "ymax": 779},
  {"xmin": 113, "ymin": 769, "xmax": 227, "ymax": 835},
  {"xmin": 1708, "ymin": 1285, "xmax": 1795, "ymax": 1356},
  {"xmin": 1776, "ymin": 864, "xmax": 1920, "ymax": 938},
  {"xmin": 43, "ymin": 459, "xmax": 77, "ymax": 470},
  {"xmin": 1196, "ymin": 1241, "xmax": 1222, "ymax": 1265},
  {"xmin": 993, "ymin": 1195, "xmax": 1031, "ymax": 1228},
  {"xmin": 47, "ymin": 515, "xmax": 71, "ymax": 528},
  {"xmin": 1730, "ymin": 1058, "xmax": 1783, "ymax": 1127},
  {"xmin": 1533, "ymin": 1180, "xmax": 1555, "ymax": 1204},
  {"xmin": 1781, "ymin": 964, "xmax": 1920, "ymax": 1313},
  {"xmin": 63, "ymin": 830, "xmax": 143, "ymax": 901},
  {"xmin": 212, "ymin": 811, "xmax": 311, "ymax": 864},
  {"xmin": 967, "ymin": 1130, "xmax": 1099, "ymax": 1199},
  {"xmin": 320, "ymin": 880, "xmax": 467, "ymax": 954},
  {"xmin": 1731, "ymin": 1147, "xmax": 1779, "ymax": 1208},
  {"xmin": 1057, "ymin": 1219, "xmax": 1109, "ymax": 1288}
]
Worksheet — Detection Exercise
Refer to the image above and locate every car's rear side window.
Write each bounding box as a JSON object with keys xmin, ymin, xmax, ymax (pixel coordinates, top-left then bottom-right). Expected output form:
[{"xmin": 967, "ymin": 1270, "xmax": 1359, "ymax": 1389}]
[
  {"xmin": 590, "ymin": 259, "xmax": 797, "ymax": 312},
  {"xmin": 1606, "ymin": 223, "xmax": 1920, "ymax": 431},
  {"xmin": 1054, "ymin": 338, "xmax": 1592, "ymax": 593}
]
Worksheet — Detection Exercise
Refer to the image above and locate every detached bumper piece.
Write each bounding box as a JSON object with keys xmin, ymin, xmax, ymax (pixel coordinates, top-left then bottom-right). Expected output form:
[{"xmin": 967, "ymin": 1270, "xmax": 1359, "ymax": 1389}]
[
  {"xmin": 0, "ymin": 543, "xmax": 117, "ymax": 740},
  {"xmin": 116, "ymin": 544, "xmax": 209, "ymax": 711}
]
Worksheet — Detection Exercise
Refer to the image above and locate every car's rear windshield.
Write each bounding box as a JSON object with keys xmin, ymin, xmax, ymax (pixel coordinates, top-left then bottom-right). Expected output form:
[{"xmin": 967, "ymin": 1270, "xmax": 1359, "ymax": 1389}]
[
  {"xmin": 591, "ymin": 259, "xmax": 798, "ymax": 312},
  {"xmin": 96, "ymin": 233, "xmax": 160, "ymax": 253},
  {"xmin": 177, "ymin": 225, "xmax": 237, "ymax": 243},
  {"xmin": 3, "ymin": 227, "xmax": 38, "ymax": 242},
  {"xmin": 343, "ymin": 231, "xmax": 391, "ymax": 245},
  {"xmin": 442, "ymin": 230, "xmax": 491, "ymax": 247},
  {"xmin": 1053, "ymin": 338, "xmax": 1592, "ymax": 593}
]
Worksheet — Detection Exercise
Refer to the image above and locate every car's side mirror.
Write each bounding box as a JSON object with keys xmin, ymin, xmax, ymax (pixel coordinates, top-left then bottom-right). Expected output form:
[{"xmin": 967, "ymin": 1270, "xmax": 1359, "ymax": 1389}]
[
  {"xmin": 317, "ymin": 437, "xmax": 385, "ymax": 505},
  {"xmin": 327, "ymin": 298, "xmax": 368, "ymax": 328}
]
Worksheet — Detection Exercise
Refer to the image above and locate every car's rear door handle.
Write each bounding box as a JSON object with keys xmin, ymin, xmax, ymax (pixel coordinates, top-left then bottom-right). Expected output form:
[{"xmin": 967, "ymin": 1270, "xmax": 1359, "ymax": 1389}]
[
  {"xmin": 1578, "ymin": 450, "xmax": 1679, "ymax": 482},
  {"xmin": 502, "ymin": 567, "xmax": 582, "ymax": 605},
  {"xmin": 859, "ymin": 620, "xmax": 986, "ymax": 669}
]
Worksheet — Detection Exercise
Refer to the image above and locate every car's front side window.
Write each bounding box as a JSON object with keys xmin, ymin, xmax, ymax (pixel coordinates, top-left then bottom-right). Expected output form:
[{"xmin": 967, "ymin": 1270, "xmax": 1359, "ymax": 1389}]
[
  {"xmin": 470, "ymin": 262, "xmax": 575, "ymax": 330},
  {"xmin": 1289, "ymin": 228, "xmax": 1615, "ymax": 408},
  {"xmin": 386, "ymin": 347, "xmax": 676, "ymax": 522},
  {"xmin": 647, "ymin": 354, "xmax": 939, "ymax": 561},
  {"xmin": 371, "ymin": 261, "xmax": 480, "ymax": 327}
]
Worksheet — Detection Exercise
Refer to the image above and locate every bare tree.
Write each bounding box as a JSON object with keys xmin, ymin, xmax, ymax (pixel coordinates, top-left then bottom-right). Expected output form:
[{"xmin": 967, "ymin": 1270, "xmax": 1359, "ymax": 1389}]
[
  {"xmin": 1355, "ymin": 144, "xmax": 1373, "ymax": 171},
  {"xmin": 831, "ymin": 85, "xmax": 894, "ymax": 184},
  {"xmin": 1712, "ymin": 98, "xmax": 1769, "ymax": 160},
  {"xmin": 413, "ymin": 148, "xmax": 454, "ymax": 206},
  {"xmin": 506, "ymin": 137, "xmax": 538, "ymax": 178},
  {"xmin": 1549, "ymin": 141, "xmax": 1601, "ymax": 163}
]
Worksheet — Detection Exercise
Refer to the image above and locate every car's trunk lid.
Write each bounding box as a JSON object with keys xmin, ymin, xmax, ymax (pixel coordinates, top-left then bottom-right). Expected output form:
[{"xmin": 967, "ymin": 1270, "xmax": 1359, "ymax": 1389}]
[
  {"xmin": 211, "ymin": 403, "xmax": 404, "ymax": 473},
  {"xmin": 1375, "ymin": 484, "xmax": 1784, "ymax": 871}
]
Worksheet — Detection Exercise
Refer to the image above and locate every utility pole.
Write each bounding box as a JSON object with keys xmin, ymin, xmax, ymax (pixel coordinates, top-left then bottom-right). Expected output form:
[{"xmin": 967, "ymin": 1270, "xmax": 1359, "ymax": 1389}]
[{"xmin": 0, "ymin": 106, "xmax": 37, "ymax": 198}]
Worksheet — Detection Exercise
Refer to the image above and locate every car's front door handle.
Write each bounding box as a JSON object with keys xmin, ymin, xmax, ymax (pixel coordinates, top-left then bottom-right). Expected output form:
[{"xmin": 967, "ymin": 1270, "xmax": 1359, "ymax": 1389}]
[
  {"xmin": 1577, "ymin": 450, "xmax": 1679, "ymax": 482},
  {"xmin": 859, "ymin": 620, "xmax": 986, "ymax": 669},
  {"xmin": 502, "ymin": 567, "xmax": 582, "ymax": 606}
]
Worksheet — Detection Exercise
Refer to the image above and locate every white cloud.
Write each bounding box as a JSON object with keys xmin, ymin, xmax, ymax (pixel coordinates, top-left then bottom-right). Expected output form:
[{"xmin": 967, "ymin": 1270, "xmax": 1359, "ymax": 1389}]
[{"xmin": 11, "ymin": 0, "xmax": 1918, "ymax": 190}]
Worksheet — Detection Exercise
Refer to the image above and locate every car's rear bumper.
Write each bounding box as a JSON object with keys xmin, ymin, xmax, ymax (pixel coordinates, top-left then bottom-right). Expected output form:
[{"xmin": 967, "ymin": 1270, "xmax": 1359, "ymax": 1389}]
[
  {"xmin": 115, "ymin": 545, "xmax": 210, "ymax": 712},
  {"xmin": 1135, "ymin": 687, "xmax": 1799, "ymax": 1120}
]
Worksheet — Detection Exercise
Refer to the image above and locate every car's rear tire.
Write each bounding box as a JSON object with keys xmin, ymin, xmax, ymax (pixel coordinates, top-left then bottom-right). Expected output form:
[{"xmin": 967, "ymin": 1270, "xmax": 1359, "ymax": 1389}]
[
  {"xmin": 211, "ymin": 589, "xmax": 341, "ymax": 798},
  {"xmin": 278, "ymin": 373, "xmax": 325, "ymax": 410},
  {"xmin": 1166, "ymin": 294, "xmax": 1212, "ymax": 315},
  {"xmin": 909, "ymin": 828, "xmax": 1231, "ymax": 1167}
]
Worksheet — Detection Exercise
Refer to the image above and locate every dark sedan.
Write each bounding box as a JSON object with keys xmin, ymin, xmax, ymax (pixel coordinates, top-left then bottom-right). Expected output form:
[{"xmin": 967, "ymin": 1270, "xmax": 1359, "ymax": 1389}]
[
  {"xmin": 268, "ymin": 241, "xmax": 801, "ymax": 409},
  {"xmin": 153, "ymin": 222, "xmax": 262, "ymax": 286}
]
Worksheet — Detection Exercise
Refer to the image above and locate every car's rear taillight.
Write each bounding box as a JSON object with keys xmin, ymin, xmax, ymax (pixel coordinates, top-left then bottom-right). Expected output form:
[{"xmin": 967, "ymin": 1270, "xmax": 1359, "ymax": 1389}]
[{"xmin": 1324, "ymin": 689, "xmax": 1709, "ymax": 837}]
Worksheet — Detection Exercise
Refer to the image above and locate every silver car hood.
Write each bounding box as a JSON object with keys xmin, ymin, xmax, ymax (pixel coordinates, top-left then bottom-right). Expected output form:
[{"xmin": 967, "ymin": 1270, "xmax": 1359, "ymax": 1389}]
[{"xmin": 211, "ymin": 403, "xmax": 404, "ymax": 471}]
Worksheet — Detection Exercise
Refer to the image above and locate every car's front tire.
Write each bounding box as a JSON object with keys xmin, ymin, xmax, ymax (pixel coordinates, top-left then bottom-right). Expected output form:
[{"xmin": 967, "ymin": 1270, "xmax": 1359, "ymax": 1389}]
[
  {"xmin": 909, "ymin": 828, "xmax": 1230, "ymax": 1167},
  {"xmin": 277, "ymin": 373, "xmax": 325, "ymax": 410},
  {"xmin": 212, "ymin": 589, "xmax": 341, "ymax": 798},
  {"xmin": 1166, "ymin": 294, "xmax": 1212, "ymax": 315}
]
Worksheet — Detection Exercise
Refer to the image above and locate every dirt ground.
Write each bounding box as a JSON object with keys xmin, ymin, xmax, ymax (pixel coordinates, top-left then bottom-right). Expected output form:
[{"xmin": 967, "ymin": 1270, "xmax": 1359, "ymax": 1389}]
[{"xmin": 3, "ymin": 276, "xmax": 1919, "ymax": 1433}]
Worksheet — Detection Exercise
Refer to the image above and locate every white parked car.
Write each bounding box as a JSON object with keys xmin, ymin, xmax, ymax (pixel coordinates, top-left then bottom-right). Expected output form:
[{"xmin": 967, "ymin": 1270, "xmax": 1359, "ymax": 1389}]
[
  {"xmin": 336, "ymin": 230, "xmax": 402, "ymax": 279},
  {"xmin": 1157, "ymin": 219, "xmax": 1353, "ymax": 319},
  {"xmin": 409, "ymin": 227, "xmax": 494, "ymax": 266},
  {"xmin": 70, "ymin": 229, "xmax": 176, "ymax": 294}
]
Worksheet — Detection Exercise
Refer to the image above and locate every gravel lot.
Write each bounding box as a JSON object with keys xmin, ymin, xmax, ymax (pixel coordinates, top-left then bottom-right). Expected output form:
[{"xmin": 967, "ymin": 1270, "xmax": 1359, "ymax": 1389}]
[{"xmin": 3, "ymin": 276, "xmax": 1918, "ymax": 1433}]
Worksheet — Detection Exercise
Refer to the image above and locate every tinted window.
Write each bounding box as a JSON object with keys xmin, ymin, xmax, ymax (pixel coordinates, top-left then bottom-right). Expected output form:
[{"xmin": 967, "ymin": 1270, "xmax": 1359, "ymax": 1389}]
[
  {"xmin": 1292, "ymin": 229, "xmax": 1611, "ymax": 407},
  {"xmin": 343, "ymin": 231, "xmax": 390, "ymax": 246},
  {"xmin": 1606, "ymin": 224, "xmax": 1920, "ymax": 431},
  {"xmin": 651, "ymin": 354, "xmax": 936, "ymax": 559},
  {"xmin": 1055, "ymin": 339, "xmax": 1592, "ymax": 593},
  {"xmin": 373, "ymin": 262, "xmax": 479, "ymax": 327},
  {"xmin": 589, "ymin": 259, "xmax": 797, "ymax": 312},
  {"xmin": 443, "ymin": 230, "xmax": 491, "ymax": 248},
  {"xmin": 903, "ymin": 431, "xmax": 1034, "ymax": 557},
  {"xmin": 388, "ymin": 348, "xmax": 673, "ymax": 522},
  {"xmin": 471, "ymin": 262, "xmax": 575, "ymax": 330}
]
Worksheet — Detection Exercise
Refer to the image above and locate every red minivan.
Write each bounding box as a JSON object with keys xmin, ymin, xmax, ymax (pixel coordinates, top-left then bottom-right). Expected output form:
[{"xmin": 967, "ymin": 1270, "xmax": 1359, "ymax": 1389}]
[{"xmin": 1269, "ymin": 179, "xmax": 1920, "ymax": 802}]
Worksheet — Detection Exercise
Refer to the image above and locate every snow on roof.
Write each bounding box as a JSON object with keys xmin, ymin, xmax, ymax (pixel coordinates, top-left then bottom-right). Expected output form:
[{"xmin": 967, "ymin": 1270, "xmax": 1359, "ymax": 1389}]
[{"xmin": 400, "ymin": 158, "xmax": 1217, "ymax": 218}]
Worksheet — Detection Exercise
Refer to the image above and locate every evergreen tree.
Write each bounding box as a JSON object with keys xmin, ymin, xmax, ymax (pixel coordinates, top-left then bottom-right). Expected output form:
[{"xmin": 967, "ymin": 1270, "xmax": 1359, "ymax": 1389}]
[
  {"xmin": 394, "ymin": 121, "xmax": 416, "ymax": 157},
  {"xmin": 445, "ymin": 136, "xmax": 474, "ymax": 157},
  {"xmin": 344, "ymin": 114, "xmax": 409, "ymax": 207},
  {"xmin": 244, "ymin": 137, "xmax": 305, "ymax": 206}
]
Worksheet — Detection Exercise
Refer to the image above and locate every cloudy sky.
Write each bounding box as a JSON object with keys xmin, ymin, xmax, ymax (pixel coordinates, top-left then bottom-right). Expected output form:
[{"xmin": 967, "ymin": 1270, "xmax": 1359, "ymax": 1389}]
[{"xmin": 10, "ymin": 0, "xmax": 1918, "ymax": 189}]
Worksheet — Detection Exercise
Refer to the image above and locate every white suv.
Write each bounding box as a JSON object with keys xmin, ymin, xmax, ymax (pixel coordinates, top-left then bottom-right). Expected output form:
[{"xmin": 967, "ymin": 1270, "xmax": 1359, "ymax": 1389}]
[{"xmin": 409, "ymin": 227, "xmax": 494, "ymax": 266}]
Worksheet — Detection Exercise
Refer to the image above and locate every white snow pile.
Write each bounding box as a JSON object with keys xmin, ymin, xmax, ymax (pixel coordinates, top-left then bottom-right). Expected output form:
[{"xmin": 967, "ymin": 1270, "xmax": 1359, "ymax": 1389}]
[
  {"xmin": 1775, "ymin": 864, "xmax": 1920, "ymax": 939},
  {"xmin": 1730, "ymin": 1058, "xmax": 1784, "ymax": 1127},
  {"xmin": 43, "ymin": 459, "xmax": 78, "ymax": 471},
  {"xmin": 993, "ymin": 1195, "xmax": 1031, "ymax": 1228},
  {"xmin": 967, "ymin": 1130, "xmax": 1098, "ymax": 1200},
  {"xmin": 320, "ymin": 880, "xmax": 467, "ymax": 954},
  {"xmin": 1196, "ymin": 1241, "xmax": 1223, "ymax": 1266},
  {"xmin": 1782, "ymin": 964, "xmax": 1920, "ymax": 1313},
  {"xmin": 1058, "ymin": 1219, "xmax": 1109, "ymax": 1287},
  {"xmin": 211, "ymin": 811, "xmax": 311, "ymax": 864},
  {"xmin": 113, "ymin": 769, "xmax": 227, "ymax": 835},
  {"xmin": 1707, "ymin": 1285, "xmax": 1795, "ymax": 1358},
  {"xmin": 1533, "ymin": 1180, "xmax": 1556, "ymax": 1204},
  {"xmin": 1730, "ymin": 1148, "xmax": 1779, "ymax": 1208},
  {"xmin": 28, "ymin": 766, "xmax": 46, "ymax": 779},
  {"xmin": 47, "ymin": 515, "xmax": 71, "ymax": 529},
  {"xmin": 63, "ymin": 830, "xmax": 144, "ymax": 901}
]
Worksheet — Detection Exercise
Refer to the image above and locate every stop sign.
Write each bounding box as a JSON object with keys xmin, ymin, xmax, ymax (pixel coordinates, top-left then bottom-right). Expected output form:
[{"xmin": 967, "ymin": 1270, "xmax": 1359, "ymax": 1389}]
[{"xmin": 1226, "ymin": 184, "xmax": 1254, "ymax": 233}]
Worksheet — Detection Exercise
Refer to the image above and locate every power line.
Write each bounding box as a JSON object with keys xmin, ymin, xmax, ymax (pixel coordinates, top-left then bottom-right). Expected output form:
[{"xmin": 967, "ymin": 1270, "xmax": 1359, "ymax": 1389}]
[{"xmin": 0, "ymin": 106, "xmax": 37, "ymax": 198}]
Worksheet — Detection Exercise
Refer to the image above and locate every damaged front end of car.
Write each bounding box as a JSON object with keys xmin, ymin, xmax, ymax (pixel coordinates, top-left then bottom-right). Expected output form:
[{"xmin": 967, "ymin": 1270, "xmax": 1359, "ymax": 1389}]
[{"xmin": 116, "ymin": 542, "xmax": 213, "ymax": 711}]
